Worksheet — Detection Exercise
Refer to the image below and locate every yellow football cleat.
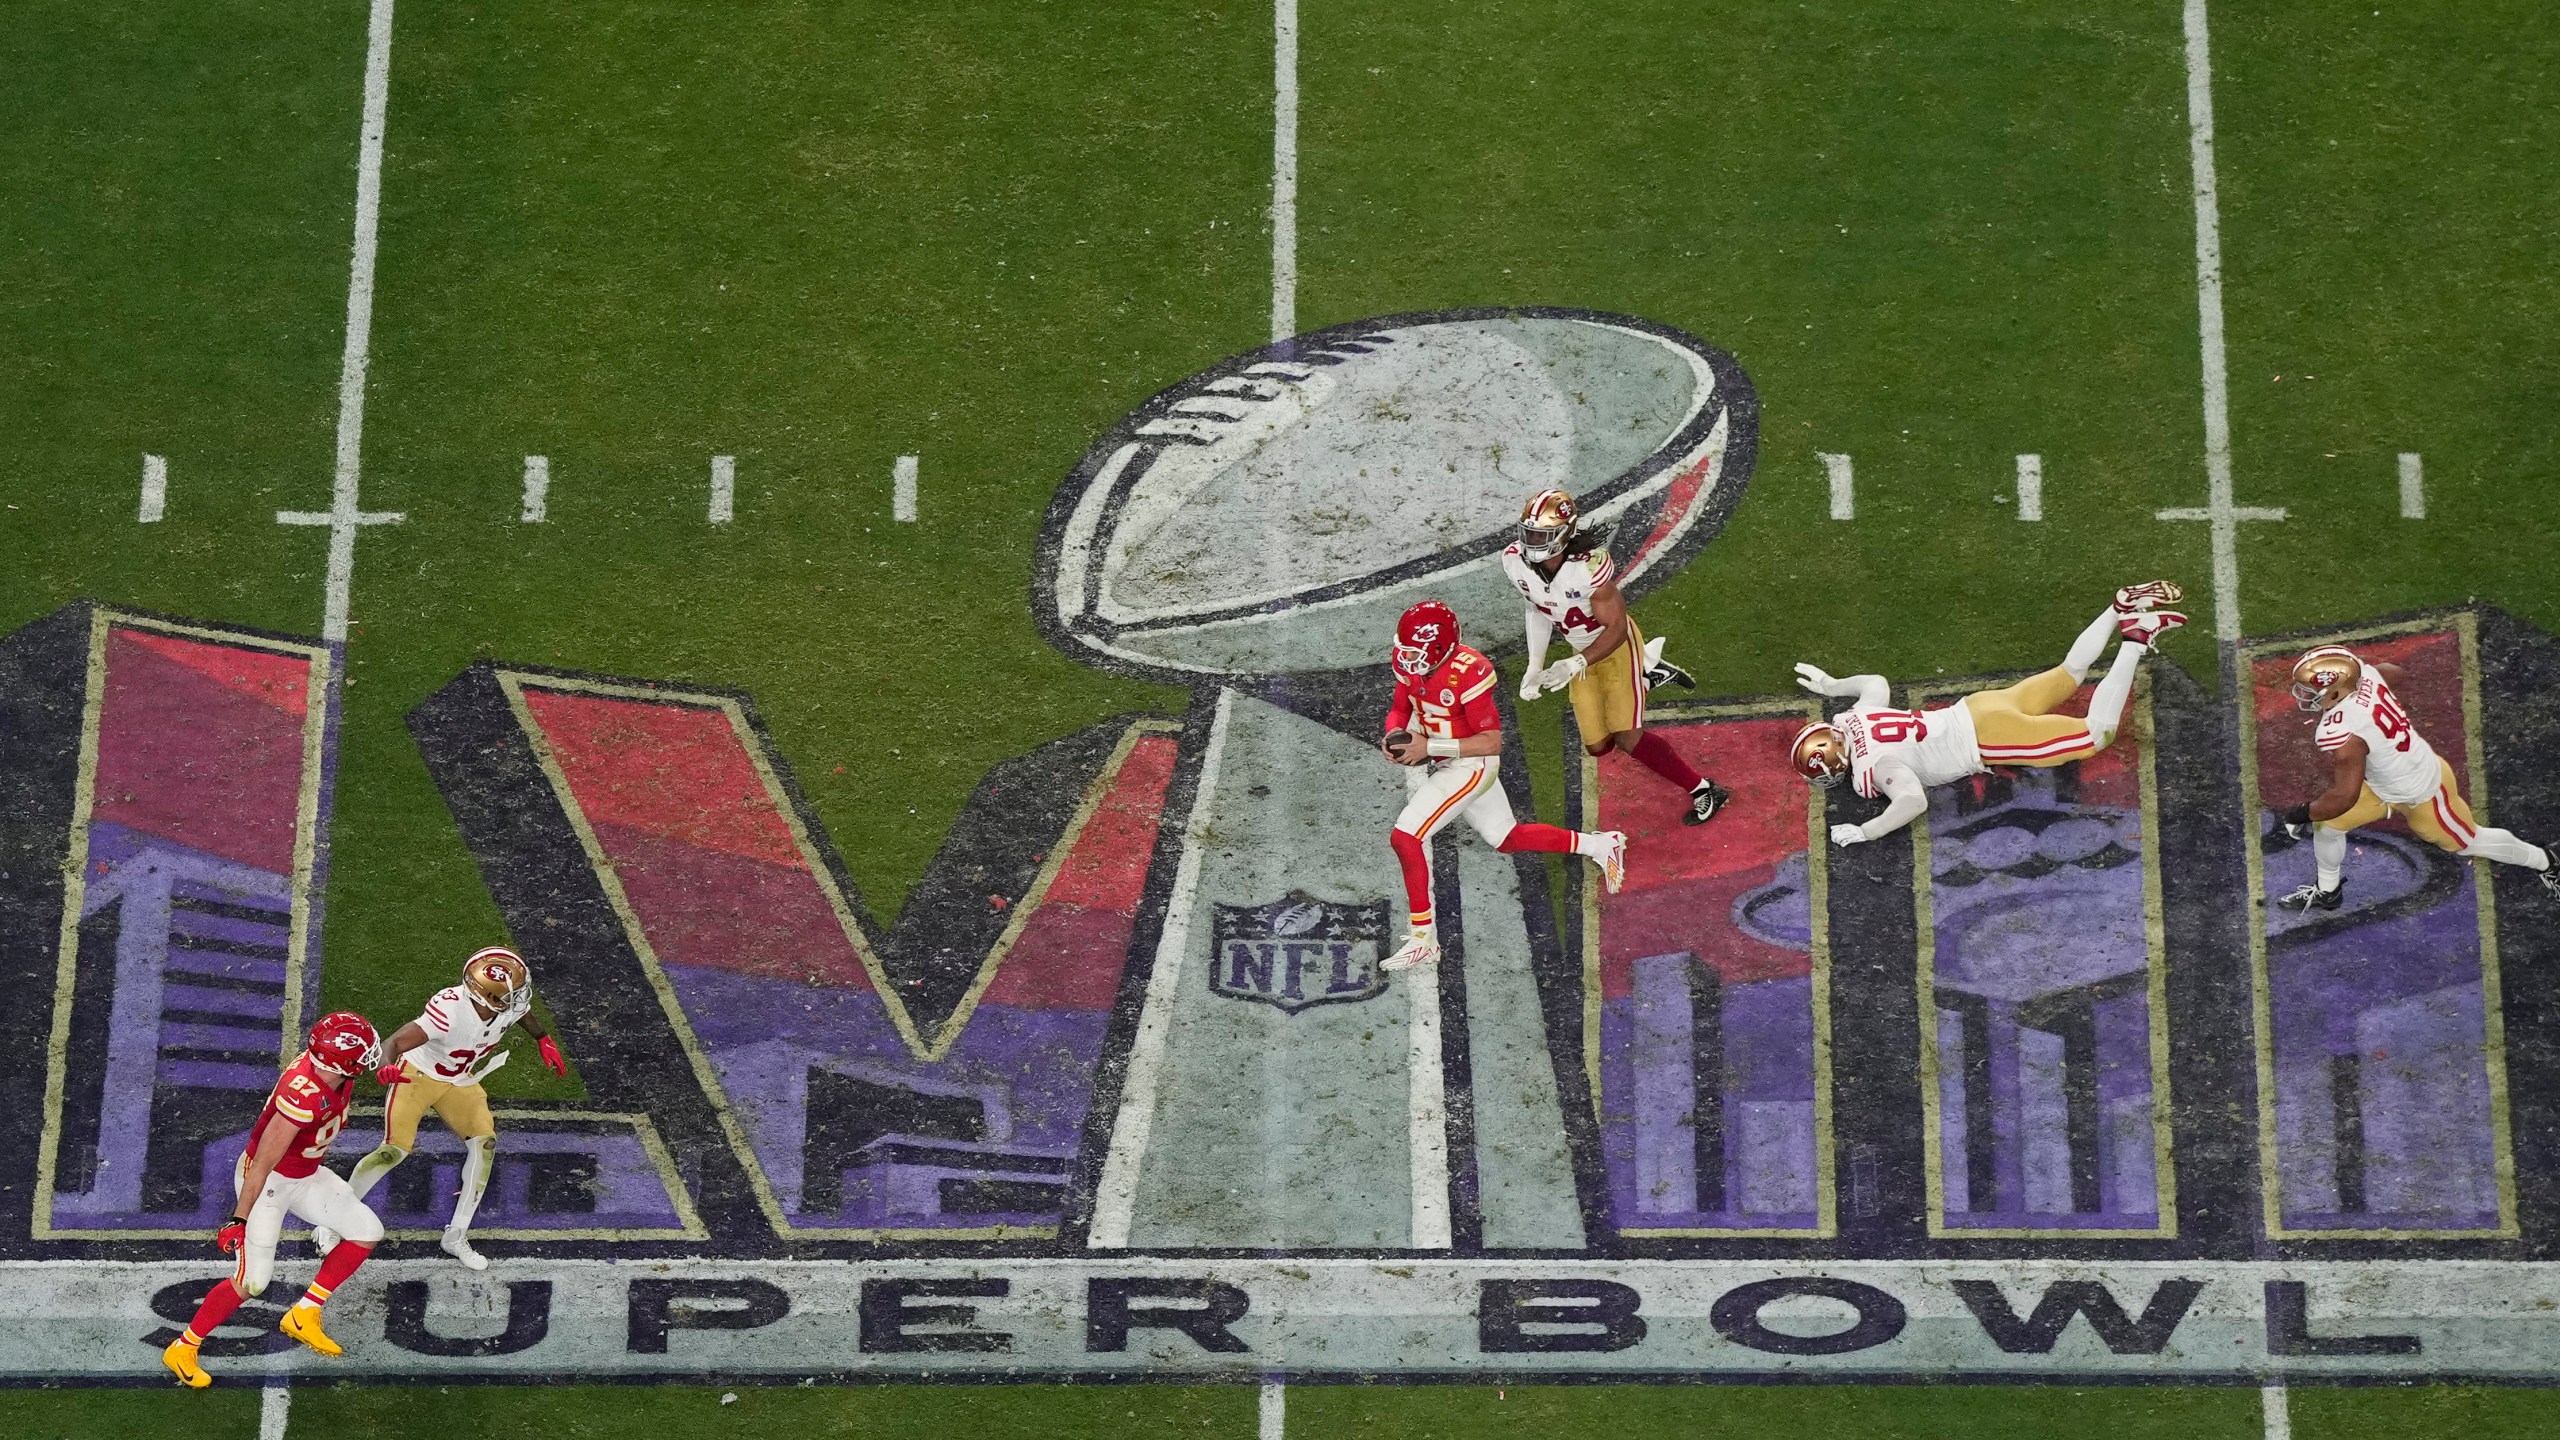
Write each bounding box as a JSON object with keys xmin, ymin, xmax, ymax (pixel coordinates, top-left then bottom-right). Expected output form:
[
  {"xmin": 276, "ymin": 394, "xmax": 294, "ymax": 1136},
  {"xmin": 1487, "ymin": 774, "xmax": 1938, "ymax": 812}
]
[
  {"xmin": 279, "ymin": 1304, "xmax": 342, "ymax": 1357},
  {"xmin": 162, "ymin": 1339, "xmax": 211, "ymax": 1388}
]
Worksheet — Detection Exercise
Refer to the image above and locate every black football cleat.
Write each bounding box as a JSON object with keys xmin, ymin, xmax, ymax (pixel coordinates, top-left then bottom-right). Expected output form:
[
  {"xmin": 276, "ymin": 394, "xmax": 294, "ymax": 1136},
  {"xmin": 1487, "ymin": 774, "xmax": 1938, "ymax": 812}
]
[
  {"xmin": 2541, "ymin": 846, "xmax": 2560, "ymax": 896},
  {"xmin": 2276, "ymin": 880, "xmax": 2346, "ymax": 913},
  {"xmin": 1645, "ymin": 657, "xmax": 1697, "ymax": 690},
  {"xmin": 1682, "ymin": 779, "xmax": 1732, "ymax": 827}
]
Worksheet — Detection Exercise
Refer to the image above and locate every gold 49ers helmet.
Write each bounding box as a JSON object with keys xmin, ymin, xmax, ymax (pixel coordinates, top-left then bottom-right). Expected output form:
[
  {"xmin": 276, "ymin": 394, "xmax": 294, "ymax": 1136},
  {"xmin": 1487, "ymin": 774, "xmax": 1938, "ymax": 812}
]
[
  {"xmin": 463, "ymin": 945, "xmax": 531, "ymax": 1011},
  {"xmin": 2289, "ymin": 646, "xmax": 2362, "ymax": 712},
  {"xmin": 1790, "ymin": 721, "xmax": 1850, "ymax": 789},
  {"xmin": 1518, "ymin": 488, "xmax": 1580, "ymax": 564}
]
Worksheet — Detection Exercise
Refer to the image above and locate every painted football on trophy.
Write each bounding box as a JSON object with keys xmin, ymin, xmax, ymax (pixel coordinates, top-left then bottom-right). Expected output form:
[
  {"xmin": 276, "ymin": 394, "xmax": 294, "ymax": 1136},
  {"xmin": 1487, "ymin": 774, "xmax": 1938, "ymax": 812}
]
[{"xmin": 1034, "ymin": 307, "xmax": 1758, "ymax": 682}]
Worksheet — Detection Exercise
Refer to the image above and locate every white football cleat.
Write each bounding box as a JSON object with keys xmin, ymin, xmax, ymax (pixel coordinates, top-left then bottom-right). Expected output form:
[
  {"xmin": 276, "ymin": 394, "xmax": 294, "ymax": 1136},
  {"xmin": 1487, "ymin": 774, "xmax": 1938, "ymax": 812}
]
[
  {"xmin": 2112, "ymin": 580, "xmax": 2184, "ymax": 613},
  {"xmin": 441, "ymin": 1230, "xmax": 489, "ymax": 1271},
  {"xmin": 1594, "ymin": 831, "xmax": 1628, "ymax": 895},
  {"xmin": 2118, "ymin": 610, "xmax": 2187, "ymax": 646},
  {"xmin": 1381, "ymin": 932, "xmax": 1441, "ymax": 972},
  {"xmin": 311, "ymin": 1224, "xmax": 340, "ymax": 1257}
]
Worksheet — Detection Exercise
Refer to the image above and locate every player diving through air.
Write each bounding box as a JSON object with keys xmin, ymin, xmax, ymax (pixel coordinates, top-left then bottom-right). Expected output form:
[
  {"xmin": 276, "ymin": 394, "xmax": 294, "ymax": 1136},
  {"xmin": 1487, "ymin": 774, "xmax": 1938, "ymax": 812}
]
[
  {"xmin": 1381, "ymin": 600, "xmax": 1627, "ymax": 972},
  {"xmin": 1507, "ymin": 487, "xmax": 1732, "ymax": 825},
  {"xmin": 2272, "ymin": 645, "xmax": 2560, "ymax": 909},
  {"xmin": 1787, "ymin": 584, "xmax": 2187, "ymax": 843},
  {"xmin": 317, "ymin": 945, "xmax": 569, "ymax": 1270},
  {"xmin": 163, "ymin": 1012, "xmax": 396, "ymax": 1387}
]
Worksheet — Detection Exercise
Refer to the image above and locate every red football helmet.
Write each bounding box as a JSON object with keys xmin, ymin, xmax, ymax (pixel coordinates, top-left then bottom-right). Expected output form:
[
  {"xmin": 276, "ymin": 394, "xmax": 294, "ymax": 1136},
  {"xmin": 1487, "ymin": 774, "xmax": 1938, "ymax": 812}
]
[
  {"xmin": 1393, "ymin": 601, "xmax": 1459, "ymax": 678},
  {"xmin": 306, "ymin": 1011, "xmax": 385, "ymax": 1077}
]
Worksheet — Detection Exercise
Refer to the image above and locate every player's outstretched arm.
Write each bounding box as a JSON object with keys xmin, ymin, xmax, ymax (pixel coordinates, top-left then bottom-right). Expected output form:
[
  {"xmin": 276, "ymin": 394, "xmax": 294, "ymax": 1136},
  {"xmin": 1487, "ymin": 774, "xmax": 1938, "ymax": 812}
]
[
  {"xmin": 1520, "ymin": 605, "xmax": 1556, "ymax": 701},
  {"xmin": 1794, "ymin": 663, "xmax": 1891, "ymax": 710},
  {"xmin": 1831, "ymin": 764, "xmax": 1926, "ymax": 847},
  {"xmin": 513, "ymin": 1000, "xmax": 569, "ymax": 1076},
  {"xmin": 2285, "ymin": 736, "xmax": 2369, "ymax": 832}
]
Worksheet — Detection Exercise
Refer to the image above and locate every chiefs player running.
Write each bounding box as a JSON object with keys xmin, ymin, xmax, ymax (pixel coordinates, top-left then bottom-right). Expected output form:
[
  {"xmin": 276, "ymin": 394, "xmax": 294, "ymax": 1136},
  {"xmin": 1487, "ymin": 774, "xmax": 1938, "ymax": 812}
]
[
  {"xmin": 162, "ymin": 1011, "xmax": 399, "ymax": 1388},
  {"xmin": 1381, "ymin": 600, "xmax": 1626, "ymax": 972},
  {"xmin": 2273, "ymin": 645, "xmax": 2560, "ymax": 909},
  {"xmin": 316, "ymin": 945, "xmax": 568, "ymax": 1271},
  {"xmin": 1787, "ymin": 584, "xmax": 2184, "ymax": 844},
  {"xmin": 1506, "ymin": 487, "xmax": 1731, "ymax": 826}
]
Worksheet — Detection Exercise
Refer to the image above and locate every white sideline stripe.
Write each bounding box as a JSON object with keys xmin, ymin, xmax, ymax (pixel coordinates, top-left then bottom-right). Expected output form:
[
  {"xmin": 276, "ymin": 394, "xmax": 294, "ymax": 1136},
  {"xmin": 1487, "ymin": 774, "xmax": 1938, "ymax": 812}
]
[
  {"xmin": 1820, "ymin": 452, "xmax": 1853, "ymax": 520},
  {"xmin": 1259, "ymin": 1377, "xmax": 1286, "ymax": 1440},
  {"xmin": 2261, "ymin": 1382, "xmax": 2290, "ymax": 1440},
  {"xmin": 2165, "ymin": 0, "xmax": 2281, "ymax": 649},
  {"xmin": 2157, "ymin": 505, "xmax": 2285, "ymax": 523},
  {"xmin": 138, "ymin": 455, "xmax": 167, "ymax": 523},
  {"xmin": 1088, "ymin": 688, "xmax": 1234, "ymax": 1248},
  {"xmin": 2399, "ymin": 452, "xmax": 2425, "ymax": 518},
  {"xmin": 893, "ymin": 454, "xmax": 919, "ymax": 522},
  {"xmin": 2015, "ymin": 453, "xmax": 2042, "ymax": 521},
  {"xmin": 278, "ymin": 0, "xmax": 402, "ymax": 645},
  {"xmin": 260, "ymin": 1382, "xmax": 291, "ymax": 1440},
  {"xmin": 1407, "ymin": 961, "xmax": 1452, "ymax": 1249},
  {"xmin": 709, "ymin": 455, "xmax": 735, "ymax": 524},
  {"xmin": 1270, "ymin": 0, "xmax": 1298, "ymax": 343},
  {"xmin": 521, "ymin": 456, "xmax": 550, "ymax": 523}
]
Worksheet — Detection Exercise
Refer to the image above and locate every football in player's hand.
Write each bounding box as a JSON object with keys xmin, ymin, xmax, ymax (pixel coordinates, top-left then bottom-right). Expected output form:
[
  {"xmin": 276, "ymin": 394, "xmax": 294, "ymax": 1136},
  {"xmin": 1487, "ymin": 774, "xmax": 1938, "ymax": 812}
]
[{"xmin": 1382, "ymin": 729, "xmax": 1416, "ymax": 762}]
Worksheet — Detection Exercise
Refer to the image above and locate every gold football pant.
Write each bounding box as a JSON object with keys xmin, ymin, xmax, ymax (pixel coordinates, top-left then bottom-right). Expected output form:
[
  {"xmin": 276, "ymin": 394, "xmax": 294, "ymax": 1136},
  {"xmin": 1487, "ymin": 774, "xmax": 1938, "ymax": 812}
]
[
  {"xmin": 2322, "ymin": 759, "xmax": 2477, "ymax": 852},
  {"xmin": 1963, "ymin": 666, "xmax": 2104, "ymax": 767},
  {"xmin": 1567, "ymin": 622, "xmax": 1647, "ymax": 752},
  {"xmin": 385, "ymin": 1064, "xmax": 497, "ymax": 1149}
]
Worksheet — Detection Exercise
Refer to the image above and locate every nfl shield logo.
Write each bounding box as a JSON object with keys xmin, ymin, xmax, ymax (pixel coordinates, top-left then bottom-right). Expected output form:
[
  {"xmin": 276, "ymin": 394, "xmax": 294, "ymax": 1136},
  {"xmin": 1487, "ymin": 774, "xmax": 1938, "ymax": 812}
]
[{"xmin": 1209, "ymin": 892, "xmax": 1390, "ymax": 1014}]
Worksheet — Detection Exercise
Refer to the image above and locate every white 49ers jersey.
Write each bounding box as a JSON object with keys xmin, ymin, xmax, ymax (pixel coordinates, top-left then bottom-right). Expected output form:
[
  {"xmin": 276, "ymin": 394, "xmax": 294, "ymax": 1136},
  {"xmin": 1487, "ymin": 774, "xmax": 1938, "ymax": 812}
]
[
  {"xmin": 1500, "ymin": 543, "xmax": 1615, "ymax": 653},
  {"xmin": 1838, "ymin": 702, "xmax": 1983, "ymax": 798},
  {"xmin": 404, "ymin": 983, "xmax": 530, "ymax": 1082},
  {"xmin": 2316, "ymin": 672, "xmax": 2441, "ymax": 805}
]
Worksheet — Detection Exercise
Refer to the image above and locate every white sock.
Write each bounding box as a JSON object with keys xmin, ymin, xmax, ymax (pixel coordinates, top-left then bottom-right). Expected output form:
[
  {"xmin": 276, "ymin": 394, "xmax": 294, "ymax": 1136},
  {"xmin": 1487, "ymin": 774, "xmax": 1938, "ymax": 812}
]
[
  {"xmin": 2062, "ymin": 608, "xmax": 2118, "ymax": 681},
  {"xmin": 1572, "ymin": 832, "xmax": 1607, "ymax": 858},
  {"xmin": 2315, "ymin": 827, "xmax": 2347, "ymax": 890},
  {"xmin": 449, "ymin": 1136, "xmax": 494, "ymax": 1235},
  {"xmin": 343, "ymin": 1143, "xmax": 406, "ymax": 1202},
  {"xmin": 2461, "ymin": 828, "xmax": 2550, "ymax": 870},
  {"xmin": 2085, "ymin": 641, "xmax": 2144, "ymax": 743}
]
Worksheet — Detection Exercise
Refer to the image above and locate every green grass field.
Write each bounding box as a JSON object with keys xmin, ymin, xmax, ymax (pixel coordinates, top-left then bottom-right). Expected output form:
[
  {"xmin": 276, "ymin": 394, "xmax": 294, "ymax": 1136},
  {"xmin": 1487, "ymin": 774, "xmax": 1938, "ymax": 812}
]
[{"xmin": 5, "ymin": 0, "xmax": 2558, "ymax": 1433}]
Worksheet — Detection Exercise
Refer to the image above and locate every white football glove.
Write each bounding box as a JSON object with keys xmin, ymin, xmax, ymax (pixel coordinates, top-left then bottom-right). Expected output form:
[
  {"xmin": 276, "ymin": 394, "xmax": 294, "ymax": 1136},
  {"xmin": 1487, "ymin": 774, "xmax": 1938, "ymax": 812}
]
[
  {"xmin": 1519, "ymin": 666, "xmax": 1545, "ymax": 703},
  {"xmin": 1794, "ymin": 662, "xmax": 1843, "ymax": 697},
  {"xmin": 1535, "ymin": 654, "xmax": 1588, "ymax": 697},
  {"xmin": 1829, "ymin": 823, "xmax": 1867, "ymax": 848}
]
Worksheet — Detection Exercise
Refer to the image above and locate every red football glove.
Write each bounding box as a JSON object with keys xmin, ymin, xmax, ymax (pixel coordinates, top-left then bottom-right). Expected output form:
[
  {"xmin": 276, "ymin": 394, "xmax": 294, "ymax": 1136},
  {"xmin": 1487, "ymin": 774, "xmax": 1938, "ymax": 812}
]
[
  {"xmin": 376, "ymin": 1062, "xmax": 408, "ymax": 1087},
  {"xmin": 538, "ymin": 1034, "xmax": 567, "ymax": 1078},
  {"xmin": 215, "ymin": 1219, "xmax": 247, "ymax": 1254}
]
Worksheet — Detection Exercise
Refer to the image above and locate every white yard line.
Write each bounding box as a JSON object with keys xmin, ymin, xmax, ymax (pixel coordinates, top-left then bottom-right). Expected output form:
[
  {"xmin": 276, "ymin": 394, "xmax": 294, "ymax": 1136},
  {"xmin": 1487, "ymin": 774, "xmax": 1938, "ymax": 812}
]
[
  {"xmin": 259, "ymin": 1381, "xmax": 291, "ymax": 1440},
  {"xmin": 2399, "ymin": 452, "xmax": 2425, "ymax": 518},
  {"xmin": 1270, "ymin": 0, "xmax": 1299, "ymax": 343},
  {"xmin": 1820, "ymin": 452, "xmax": 1854, "ymax": 520},
  {"xmin": 893, "ymin": 454, "xmax": 919, "ymax": 522},
  {"xmin": 521, "ymin": 455, "xmax": 550, "ymax": 522},
  {"xmin": 276, "ymin": 0, "xmax": 403, "ymax": 644},
  {"xmin": 2015, "ymin": 453, "xmax": 2043, "ymax": 521},
  {"xmin": 2159, "ymin": 0, "xmax": 2280, "ymax": 652},
  {"xmin": 1406, "ymin": 962, "xmax": 1452, "ymax": 1248},
  {"xmin": 2261, "ymin": 1381, "xmax": 2290, "ymax": 1440},
  {"xmin": 138, "ymin": 455, "xmax": 167, "ymax": 522},
  {"xmin": 709, "ymin": 455, "xmax": 736, "ymax": 524},
  {"xmin": 1088, "ymin": 688, "xmax": 1235, "ymax": 1248},
  {"xmin": 1259, "ymin": 1376, "xmax": 1286, "ymax": 1440}
]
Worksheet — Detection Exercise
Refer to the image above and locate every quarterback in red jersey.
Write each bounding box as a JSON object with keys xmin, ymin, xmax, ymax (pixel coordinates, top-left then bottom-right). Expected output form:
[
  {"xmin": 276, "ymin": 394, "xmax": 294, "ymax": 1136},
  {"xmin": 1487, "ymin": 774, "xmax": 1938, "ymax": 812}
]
[
  {"xmin": 1381, "ymin": 600, "xmax": 1627, "ymax": 972},
  {"xmin": 162, "ymin": 1011, "xmax": 399, "ymax": 1388}
]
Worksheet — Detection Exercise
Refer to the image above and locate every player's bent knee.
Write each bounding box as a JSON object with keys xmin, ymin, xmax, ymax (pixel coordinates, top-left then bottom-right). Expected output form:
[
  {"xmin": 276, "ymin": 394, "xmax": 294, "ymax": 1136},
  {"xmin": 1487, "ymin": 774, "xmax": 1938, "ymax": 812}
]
[{"xmin": 339, "ymin": 1204, "xmax": 385, "ymax": 1246}]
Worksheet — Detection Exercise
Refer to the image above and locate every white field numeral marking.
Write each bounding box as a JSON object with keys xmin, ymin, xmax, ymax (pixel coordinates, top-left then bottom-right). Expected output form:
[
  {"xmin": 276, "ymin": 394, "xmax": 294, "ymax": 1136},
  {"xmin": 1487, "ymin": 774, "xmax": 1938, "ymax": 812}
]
[
  {"xmin": 521, "ymin": 456, "xmax": 550, "ymax": 523},
  {"xmin": 893, "ymin": 454, "xmax": 919, "ymax": 523},
  {"xmin": 709, "ymin": 455, "xmax": 735, "ymax": 525},
  {"xmin": 139, "ymin": 455, "xmax": 168, "ymax": 523},
  {"xmin": 1821, "ymin": 452, "xmax": 1854, "ymax": 520},
  {"xmin": 2015, "ymin": 453, "xmax": 2043, "ymax": 521},
  {"xmin": 2399, "ymin": 452, "xmax": 2425, "ymax": 519}
]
